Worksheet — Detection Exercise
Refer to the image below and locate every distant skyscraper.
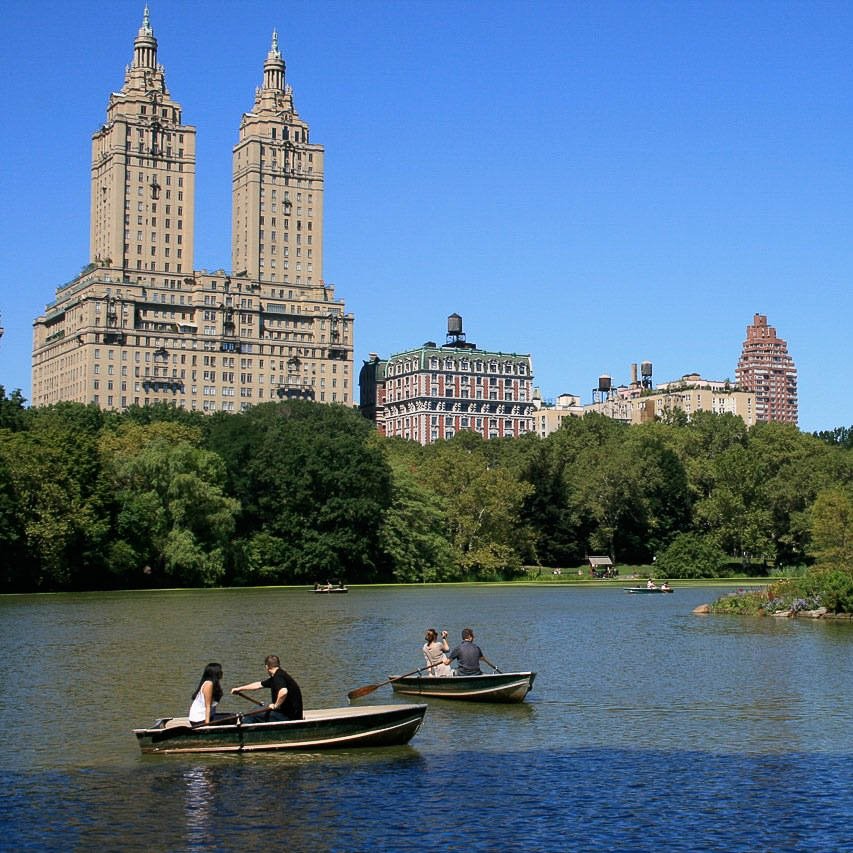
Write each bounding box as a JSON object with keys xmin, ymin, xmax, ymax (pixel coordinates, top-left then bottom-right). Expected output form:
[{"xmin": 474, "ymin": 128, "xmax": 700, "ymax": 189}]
[
  {"xmin": 32, "ymin": 11, "xmax": 352, "ymax": 412},
  {"xmin": 90, "ymin": 6, "xmax": 196, "ymax": 275},
  {"xmin": 736, "ymin": 313, "xmax": 798, "ymax": 425},
  {"xmin": 232, "ymin": 31, "xmax": 324, "ymax": 285}
]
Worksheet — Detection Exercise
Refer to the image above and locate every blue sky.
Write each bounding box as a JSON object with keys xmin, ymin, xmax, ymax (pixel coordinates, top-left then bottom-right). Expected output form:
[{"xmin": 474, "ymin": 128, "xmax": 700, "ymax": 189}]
[{"xmin": 1, "ymin": 0, "xmax": 851, "ymax": 432}]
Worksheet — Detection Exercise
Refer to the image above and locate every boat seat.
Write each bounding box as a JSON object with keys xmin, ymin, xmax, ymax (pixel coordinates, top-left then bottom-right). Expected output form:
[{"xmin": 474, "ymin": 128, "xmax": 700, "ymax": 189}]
[{"xmin": 164, "ymin": 717, "xmax": 192, "ymax": 729}]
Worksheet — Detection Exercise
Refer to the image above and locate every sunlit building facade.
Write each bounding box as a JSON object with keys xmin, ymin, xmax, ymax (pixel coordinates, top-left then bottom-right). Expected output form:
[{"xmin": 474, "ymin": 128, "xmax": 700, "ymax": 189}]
[
  {"xmin": 735, "ymin": 313, "xmax": 797, "ymax": 425},
  {"xmin": 32, "ymin": 11, "xmax": 352, "ymax": 412},
  {"xmin": 360, "ymin": 315, "xmax": 535, "ymax": 445},
  {"xmin": 584, "ymin": 371, "xmax": 756, "ymax": 426}
]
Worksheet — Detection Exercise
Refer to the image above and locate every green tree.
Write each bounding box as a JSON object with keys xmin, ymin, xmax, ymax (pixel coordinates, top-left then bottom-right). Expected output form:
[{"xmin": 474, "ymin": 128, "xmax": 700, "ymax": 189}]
[
  {"xmin": 416, "ymin": 432, "xmax": 534, "ymax": 579},
  {"xmin": 694, "ymin": 444, "xmax": 774, "ymax": 567},
  {"xmin": 235, "ymin": 401, "xmax": 392, "ymax": 583},
  {"xmin": 0, "ymin": 403, "xmax": 110, "ymax": 589},
  {"xmin": 656, "ymin": 532, "xmax": 727, "ymax": 579},
  {"xmin": 102, "ymin": 424, "xmax": 238, "ymax": 586},
  {"xmin": 0, "ymin": 387, "xmax": 27, "ymax": 432},
  {"xmin": 809, "ymin": 487, "xmax": 853, "ymax": 566},
  {"xmin": 379, "ymin": 461, "xmax": 455, "ymax": 582}
]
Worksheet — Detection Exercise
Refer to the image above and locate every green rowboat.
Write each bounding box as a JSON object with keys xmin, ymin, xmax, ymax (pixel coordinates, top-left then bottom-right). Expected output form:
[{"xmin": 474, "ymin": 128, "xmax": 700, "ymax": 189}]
[
  {"xmin": 389, "ymin": 672, "xmax": 536, "ymax": 703},
  {"xmin": 134, "ymin": 703, "xmax": 427, "ymax": 754}
]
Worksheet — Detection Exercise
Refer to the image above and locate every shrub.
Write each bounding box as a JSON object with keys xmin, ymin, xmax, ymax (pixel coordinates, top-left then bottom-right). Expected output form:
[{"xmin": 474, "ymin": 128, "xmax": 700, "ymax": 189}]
[{"xmin": 656, "ymin": 533, "xmax": 727, "ymax": 579}]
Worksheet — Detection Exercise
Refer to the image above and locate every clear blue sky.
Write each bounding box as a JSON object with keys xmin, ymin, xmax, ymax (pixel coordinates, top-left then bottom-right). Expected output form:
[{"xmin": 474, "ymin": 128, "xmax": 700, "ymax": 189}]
[{"xmin": 1, "ymin": 0, "xmax": 851, "ymax": 432}]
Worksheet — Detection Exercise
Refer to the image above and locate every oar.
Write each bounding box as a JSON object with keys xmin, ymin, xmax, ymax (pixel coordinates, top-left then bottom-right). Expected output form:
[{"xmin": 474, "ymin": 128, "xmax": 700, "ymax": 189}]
[
  {"xmin": 481, "ymin": 656, "xmax": 502, "ymax": 673},
  {"xmin": 347, "ymin": 662, "xmax": 439, "ymax": 701},
  {"xmin": 234, "ymin": 689, "xmax": 265, "ymax": 707}
]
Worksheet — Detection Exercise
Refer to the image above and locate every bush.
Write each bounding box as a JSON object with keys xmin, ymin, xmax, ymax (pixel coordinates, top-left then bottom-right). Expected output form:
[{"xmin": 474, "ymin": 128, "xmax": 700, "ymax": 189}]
[
  {"xmin": 797, "ymin": 565, "xmax": 853, "ymax": 613},
  {"xmin": 656, "ymin": 533, "xmax": 727, "ymax": 579},
  {"xmin": 710, "ymin": 589, "xmax": 767, "ymax": 615}
]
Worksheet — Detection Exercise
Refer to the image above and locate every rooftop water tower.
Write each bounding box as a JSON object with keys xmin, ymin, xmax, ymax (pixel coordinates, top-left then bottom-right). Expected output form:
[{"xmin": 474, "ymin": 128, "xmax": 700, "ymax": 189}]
[
  {"xmin": 444, "ymin": 313, "xmax": 476, "ymax": 350},
  {"xmin": 592, "ymin": 374, "xmax": 612, "ymax": 403}
]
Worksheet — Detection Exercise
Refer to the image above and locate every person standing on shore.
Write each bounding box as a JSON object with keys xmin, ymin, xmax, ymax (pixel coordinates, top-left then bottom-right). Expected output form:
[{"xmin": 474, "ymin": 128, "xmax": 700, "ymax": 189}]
[
  {"xmin": 447, "ymin": 628, "xmax": 485, "ymax": 676},
  {"xmin": 423, "ymin": 629, "xmax": 451, "ymax": 677}
]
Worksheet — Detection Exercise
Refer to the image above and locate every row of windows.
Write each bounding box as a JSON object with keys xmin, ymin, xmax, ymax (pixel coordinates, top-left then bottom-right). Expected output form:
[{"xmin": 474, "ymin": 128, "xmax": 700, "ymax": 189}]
[{"xmin": 390, "ymin": 358, "xmax": 529, "ymax": 377}]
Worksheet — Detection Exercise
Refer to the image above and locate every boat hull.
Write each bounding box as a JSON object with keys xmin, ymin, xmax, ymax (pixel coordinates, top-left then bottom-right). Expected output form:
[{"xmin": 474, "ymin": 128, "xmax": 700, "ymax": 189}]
[
  {"xmin": 133, "ymin": 704, "xmax": 426, "ymax": 754},
  {"xmin": 390, "ymin": 672, "xmax": 536, "ymax": 703},
  {"xmin": 624, "ymin": 587, "xmax": 674, "ymax": 594}
]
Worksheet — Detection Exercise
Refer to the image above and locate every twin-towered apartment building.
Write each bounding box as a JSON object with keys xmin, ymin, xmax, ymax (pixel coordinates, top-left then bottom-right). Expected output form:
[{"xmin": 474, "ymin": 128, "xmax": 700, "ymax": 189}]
[
  {"xmin": 30, "ymin": 11, "xmax": 796, "ymax": 440},
  {"xmin": 33, "ymin": 10, "xmax": 352, "ymax": 413}
]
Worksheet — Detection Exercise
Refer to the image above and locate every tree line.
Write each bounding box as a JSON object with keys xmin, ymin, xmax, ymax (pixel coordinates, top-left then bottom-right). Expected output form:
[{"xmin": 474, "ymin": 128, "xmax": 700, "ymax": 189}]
[{"xmin": 0, "ymin": 386, "xmax": 850, "ymax": 592}]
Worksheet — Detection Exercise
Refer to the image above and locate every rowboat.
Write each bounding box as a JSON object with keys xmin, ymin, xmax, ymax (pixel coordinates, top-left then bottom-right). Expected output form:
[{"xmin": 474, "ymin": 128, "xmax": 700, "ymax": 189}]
[
  {"xmin": 133, "ymin": 703, "xmax": 427, "ymax": 754},
  {"xmin": 624, "ymin": 586, "xmax": 674, "ymax": 594},
  {"xmin": 313, "ymin": 583, "xmax": 348, "ymax": 593},
  {"xmin": 389, "ymin": 672, "xmax": 536, "ymax": 703}
]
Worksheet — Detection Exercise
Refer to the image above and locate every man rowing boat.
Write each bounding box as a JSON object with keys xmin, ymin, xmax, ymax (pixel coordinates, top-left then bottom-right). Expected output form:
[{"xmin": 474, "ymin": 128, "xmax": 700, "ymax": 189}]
[
  {"xmin": 446, "ymin": 628, "xmax": 484, "ymax": 676},
  {"xmin": 231, "ymin": 654, "xmax": 304, "ymax": 721}
]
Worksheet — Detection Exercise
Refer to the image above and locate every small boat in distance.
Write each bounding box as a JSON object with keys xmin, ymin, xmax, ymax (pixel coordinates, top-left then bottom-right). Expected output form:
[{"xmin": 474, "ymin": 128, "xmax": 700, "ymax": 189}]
[
  {"xmin": 624, "ymin": 585, "xmax": 674, "ymax": 594},
  {"xmin": 313, "ymin": 581, "xmax": 348, "ymax": 593},
  {"xmin": 134, "ymin": 704, "xmax": 426, "ymax": 754},
  {"xmin": 390, "ymin": 672, "xmax": 536, "ymax": 703}
]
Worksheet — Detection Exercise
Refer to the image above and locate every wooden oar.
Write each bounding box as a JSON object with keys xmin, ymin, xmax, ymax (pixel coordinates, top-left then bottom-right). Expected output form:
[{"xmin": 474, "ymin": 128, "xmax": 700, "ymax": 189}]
[
  {"xmin": 347, "ymin": 662, "xmax": 439, "ymax": 701},
  {"xmin": 234, "ymin": 689, "xmax": 265, "ymax": 707}
]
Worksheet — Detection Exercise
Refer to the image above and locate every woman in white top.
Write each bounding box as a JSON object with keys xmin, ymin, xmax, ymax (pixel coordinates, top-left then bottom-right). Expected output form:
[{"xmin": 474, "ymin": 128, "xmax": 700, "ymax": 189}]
[
  {"xmin": 423, "ymin": 629, "xmax": 451, "ymax": 677},
  {"xmin": 188, "ymin": 662, "xmax": 224, "ymax": 725}
]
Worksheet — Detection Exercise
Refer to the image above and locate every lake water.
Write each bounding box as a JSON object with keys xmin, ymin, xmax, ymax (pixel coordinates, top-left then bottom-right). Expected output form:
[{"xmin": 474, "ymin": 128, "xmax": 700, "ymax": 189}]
[{"xmin": 1, "ymin": 585, "xmax": 851, "ymax": 851}]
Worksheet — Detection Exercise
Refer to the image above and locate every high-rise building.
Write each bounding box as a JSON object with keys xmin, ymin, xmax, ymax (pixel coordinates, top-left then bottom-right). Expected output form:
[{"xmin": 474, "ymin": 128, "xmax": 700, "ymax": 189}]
[
  {"xmin": 232, "ymin": 31, "xmax": 324, "ymax": 284},
  {"xmin": 735, "ymin": 313, "xmax": 797, "ymax": 424},
  {"xmin": 360, "ymin": 315, "xmax": 535, "ymax": 445},
  {"xmin": 90, "ymin": 7, "xmax": 195, "ymax": 276},
  {"xmin": 32, "ymin": 11, "xmax": 353, "ymax": 412}
]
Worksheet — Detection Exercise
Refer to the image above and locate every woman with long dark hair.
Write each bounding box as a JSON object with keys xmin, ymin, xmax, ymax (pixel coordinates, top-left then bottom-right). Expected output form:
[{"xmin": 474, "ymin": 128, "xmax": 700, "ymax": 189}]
[{"xmin": 188, "ymin": 663, "xmax": 224, "ymax": 725}]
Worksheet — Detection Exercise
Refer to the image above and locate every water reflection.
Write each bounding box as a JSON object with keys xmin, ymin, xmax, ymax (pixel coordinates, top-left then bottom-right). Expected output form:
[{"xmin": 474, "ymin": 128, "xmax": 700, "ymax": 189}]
[{"xmin": 183, "ymin": 765, "xmax": 217, "ymax": 848}]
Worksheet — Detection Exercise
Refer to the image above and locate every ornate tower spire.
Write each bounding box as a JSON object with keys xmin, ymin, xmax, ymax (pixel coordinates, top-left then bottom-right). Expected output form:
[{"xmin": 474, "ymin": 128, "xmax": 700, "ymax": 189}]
[
  {"xmin": 232, "ymin": 30, "xmax": 324, "ymax": 285},
  {"xmin": 91, "ymin": 10, "xmax": 196, "ymax": 277},
  {"xmin": 263, "ymin": 29, "xmax": 286, "ymax": 91},
  {"xmin": 133, "ymin": 6, "xmax": 158, "ymax": 70}
]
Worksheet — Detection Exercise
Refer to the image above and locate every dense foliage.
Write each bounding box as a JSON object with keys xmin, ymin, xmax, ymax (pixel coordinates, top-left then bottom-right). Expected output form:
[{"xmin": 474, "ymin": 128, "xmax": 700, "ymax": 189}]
[{"xmin": 0, "ymin": 386, "xmax": 851, "ymax": 592}]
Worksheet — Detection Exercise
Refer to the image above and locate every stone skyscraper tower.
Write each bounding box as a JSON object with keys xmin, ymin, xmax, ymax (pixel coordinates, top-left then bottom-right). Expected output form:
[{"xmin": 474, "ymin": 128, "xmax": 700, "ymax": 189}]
[
  {"xmin": 33, "ymin": 12, "xmax": 352, "ymax": 412},
  {"xmin": 232, "ymin": 32, "xmax": 324, "ymax": 285},
  {"xmin": 736, "ymin": 313, "xmax": 798, "ymax": 425},
  {"xmin": 90, "ymin": 6, "xmax": 195, "ymax": 276}
]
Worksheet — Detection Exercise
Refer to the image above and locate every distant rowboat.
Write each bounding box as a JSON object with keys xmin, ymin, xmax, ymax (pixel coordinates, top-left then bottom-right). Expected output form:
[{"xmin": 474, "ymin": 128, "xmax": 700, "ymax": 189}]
[
  {"xmin": 624, "ymin": 586, "xmax": 674, "ymax": 594},
  {"xmin": 390, "ymin": 671, "xmax": 536, "ymax": 703},
  {"xmin": 313, "ymin": 583, "xmax": 348, "ymax": 594}
]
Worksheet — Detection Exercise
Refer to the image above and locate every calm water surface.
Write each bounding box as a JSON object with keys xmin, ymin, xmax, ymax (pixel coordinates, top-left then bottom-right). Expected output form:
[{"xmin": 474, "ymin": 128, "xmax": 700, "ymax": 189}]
[{"xmin": 1, "ymin": 585, "xmax": 851, "ymax": 851}]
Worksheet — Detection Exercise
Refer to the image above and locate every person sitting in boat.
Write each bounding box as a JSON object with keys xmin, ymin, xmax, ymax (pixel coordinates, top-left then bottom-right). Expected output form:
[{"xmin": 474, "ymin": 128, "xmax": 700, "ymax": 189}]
[
  {"xmin": 446, "ymin": 628, "xmax": 485, "ymax": 676},
  {"xmin": 647, "ymin": 578, "xmax": 657, "ymax": 589},
  {"xmin": 188, "ymin": 662, "xmax": 225, "ymax": 726},
  {"xmin": 231, "ymin": 654, "xmax": 304, "ymax": 721},
  {"xmin": 661, "ymin": 581, "xmax": 671, "ymax": 591},
  {"xmin": 423, "ymin": 628, "xmax": 452, "ymax": 677}
]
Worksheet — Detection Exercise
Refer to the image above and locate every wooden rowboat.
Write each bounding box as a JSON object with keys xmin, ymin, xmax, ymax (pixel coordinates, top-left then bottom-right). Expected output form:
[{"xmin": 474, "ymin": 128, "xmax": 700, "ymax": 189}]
[
  {"xmin": 313, "ymin": 583, "xmax": 348, "ymax": 593},
  {"xmin": 389, "ymin": 672, "xmax": 536, "ymax": 703},
  {"xmin": 624, "ymin": 586, "xmax": 674, "ymax": 594},
  {"xmin": 133, "ymin": 703, "xmax": 427, "ymax": 754}
]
